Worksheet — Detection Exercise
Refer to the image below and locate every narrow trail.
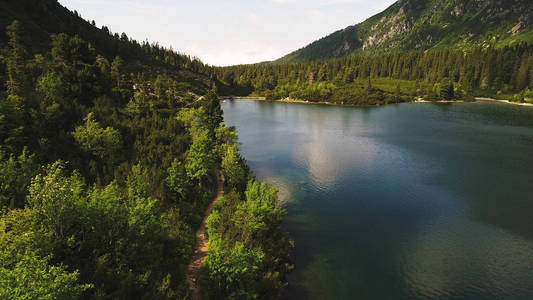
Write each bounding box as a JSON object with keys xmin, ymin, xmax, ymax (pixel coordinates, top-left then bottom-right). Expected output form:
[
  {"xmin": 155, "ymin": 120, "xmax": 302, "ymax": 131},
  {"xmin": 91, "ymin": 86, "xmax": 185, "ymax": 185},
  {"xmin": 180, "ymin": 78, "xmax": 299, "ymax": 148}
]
[{"xmin": 186, "ymin": 169, "xmax": 224, "ymax": 300}]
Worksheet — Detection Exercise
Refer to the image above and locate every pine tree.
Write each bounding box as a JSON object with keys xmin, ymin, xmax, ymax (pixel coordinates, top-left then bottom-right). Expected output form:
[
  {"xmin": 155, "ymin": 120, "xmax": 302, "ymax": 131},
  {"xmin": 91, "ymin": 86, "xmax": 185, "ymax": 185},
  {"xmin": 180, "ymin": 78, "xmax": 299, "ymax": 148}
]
[
  {"xmin": 395, "ymin": 84, "xmax": 401, "ymax": 101},
  {"xmin": 516, "ymin": 54, "xmax": 529, "ymax": 90},
  {"xmin": 366, "ymin": 77, "xmax": 372, "ymax": 93},
  {"xmin": 111, "ymin": 56, "xmax": 123, "ymax": 89},
  {"xmin": 440, "ymin": 80, "xmax": 455, "ymax": 100},
  {"xmin": 415, "ymin": 80, "xmax": 421, "ymax": 97},
  {"xmin": 5, "ymin": 21, "xmax": 27, "ymax": 109}
]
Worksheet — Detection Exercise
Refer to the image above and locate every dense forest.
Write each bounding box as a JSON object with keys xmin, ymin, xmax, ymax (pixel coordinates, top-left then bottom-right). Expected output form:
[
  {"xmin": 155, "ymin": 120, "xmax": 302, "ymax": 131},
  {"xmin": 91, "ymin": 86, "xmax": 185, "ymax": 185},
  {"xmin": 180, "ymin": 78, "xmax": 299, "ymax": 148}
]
[
  {"xmin": 0, "ymin": 0, "xmax": 211, "ymax": 76},
  {"xmin": 2, "ymin": 0, "xmax": 533, "ymax": 298},
  {"xmin": 0, "ymin": 3, "xmax": 292, "ymax": 299},
  {"xmin": 215, "ymin": 44, "xmax": 533, "ymax": 105}
]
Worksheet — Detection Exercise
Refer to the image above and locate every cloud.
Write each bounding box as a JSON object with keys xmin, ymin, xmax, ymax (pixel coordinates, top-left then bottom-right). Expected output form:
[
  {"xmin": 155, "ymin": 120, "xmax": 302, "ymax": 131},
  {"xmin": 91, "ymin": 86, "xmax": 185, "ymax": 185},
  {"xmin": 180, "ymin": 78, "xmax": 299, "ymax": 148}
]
[
  {"xmin": 308, "ymin": 9, "xmax": 327, "ymax": 21},
  {"xmin": 271, "ymin": 0, "xmax": 295, "ymax": 3},
  {"xmin": 246, "ymin": 13, "xmax": 263, "ymax": 25}
]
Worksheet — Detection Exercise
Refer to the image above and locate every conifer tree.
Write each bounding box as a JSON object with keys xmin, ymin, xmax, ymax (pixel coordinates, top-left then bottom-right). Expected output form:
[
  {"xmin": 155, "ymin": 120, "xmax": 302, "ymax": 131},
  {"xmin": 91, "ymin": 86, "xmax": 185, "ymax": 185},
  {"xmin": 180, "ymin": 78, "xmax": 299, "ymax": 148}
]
[
  {"xmin": 5, "ymin": 21, "xmax": 26, "ymax": 109},
  {"xmin": 516, "ymin": 54, "xmax": 530, "ymax": 90}
]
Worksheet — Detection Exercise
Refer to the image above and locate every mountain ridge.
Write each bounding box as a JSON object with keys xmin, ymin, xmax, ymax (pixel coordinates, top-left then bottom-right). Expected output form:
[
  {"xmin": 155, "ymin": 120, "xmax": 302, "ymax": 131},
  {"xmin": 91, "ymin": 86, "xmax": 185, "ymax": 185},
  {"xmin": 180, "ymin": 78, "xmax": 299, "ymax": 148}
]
[
  {"xmin": 277, "ymin": 0, "xmax": 533, "ymax": 63},
  {"xmin": 0, "ymin": 0, "xmax": 213, "ymax": 87}
]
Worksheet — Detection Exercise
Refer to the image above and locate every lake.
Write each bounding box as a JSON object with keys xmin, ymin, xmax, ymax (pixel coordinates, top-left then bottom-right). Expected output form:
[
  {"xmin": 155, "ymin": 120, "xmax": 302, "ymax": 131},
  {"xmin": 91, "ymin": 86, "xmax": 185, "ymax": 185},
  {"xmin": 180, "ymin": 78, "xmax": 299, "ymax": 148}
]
[{"xmin": 221, "ymin": 100, "xmax": 533, "ymax": 300}]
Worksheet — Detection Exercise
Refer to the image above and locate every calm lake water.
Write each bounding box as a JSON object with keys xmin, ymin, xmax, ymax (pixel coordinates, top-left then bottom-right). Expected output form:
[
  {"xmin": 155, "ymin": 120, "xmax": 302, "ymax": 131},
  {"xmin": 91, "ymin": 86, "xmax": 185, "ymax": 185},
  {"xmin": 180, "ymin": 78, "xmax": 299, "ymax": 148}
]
[{"xmin": 221, "ymin": 100, "xmax": 533, "ymax": 300}]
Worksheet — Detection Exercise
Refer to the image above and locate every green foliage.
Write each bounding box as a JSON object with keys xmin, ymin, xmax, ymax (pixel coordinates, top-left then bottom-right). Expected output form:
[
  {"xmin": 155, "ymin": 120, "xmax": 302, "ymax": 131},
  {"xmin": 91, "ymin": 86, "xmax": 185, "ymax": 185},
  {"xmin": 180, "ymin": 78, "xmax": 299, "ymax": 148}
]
[
  {"xmin": 202, "ymin": 239, "xmax": 264, "ymax": 300},
  {"xmin": 200, "ymin": 124, "xmax": 293, "ymax": 299},
  {"xmin": 5, "ymin": 20, "xmax": 27, "ymax": 104},
  {"xmin": 177, "ymin": 107, "xmax": 209, "ymax": 135},
  {"xmin": 127, "ymin": 163, "xmax": 152, "ymax": 199},
  {"xmin": 0, "ymin": 148, "xmax": 37, "ymax": 209},
  {"xmin": 0, "ymin": 209, "xmax": 91, "ymax": 300},
  {"xmin": 25, "ymin": 161, "xmax": 194, "ymax": 298},
  {"xmin": 179, "ymin": 108, "xmax": 217, "ymax": 183},
  {"xmin": 200, "ymin": 91, "xmax": 224, "ymax": 131},
  {"xmin": 240, "ymin": 181, "xmax": 285, "ymax": 246},
  {"xmin": 525, "ymin": 88, "xmax": 533, "ymax": 100},
  {"xmin": 166, "ymin": 158, "xmax": 187, "ymax": 194},
  {"xmin": 221, "ymin": 145, "xmax": 246, "ymax": 189},
  {"xmin": 27, "ymin": 161, "xmax": 86, "ymax": 240},
  {"xmin": 203, "ymin": 180, "xmax": 293, "ymax": 299},
  {"xmin": 73, "ymin": 112, "xmax": 121, "ymax": 158},
  {"xmin": 217, "ymin": 44, "xmax": 533, "ymax": 103},
  {"xmin": 439, "ymin": 80, "xmax": 455, "ymax": 100},
  {"xmin": 0, "ymin": 5, "xmax": 291, "ymax": 299},
  {"xmin": 37, "ymin": 72, "xmax": 64, "ymax": 110},
  {"xmin": 111, "ymin": 56, "xmax": 123, "ymax": 88},
  {"xmin": 0, "ymin": 95, "xmax": 24, "ymax": 152},
  {"xmin": 0, "ymin": 18, "xmax": 218, "ymax": 299},
  {"xmin": 511, "ymin": 91, "xmax": 526, "ymax": 103},
  {"xmin": 186, "ymin": 129, "xmax": 215, "ymax": 182},
  {"xmin": 216, "ymin": 123, "xmax": 239, "ymax": 149},
  {"xmin": 0, "ymin": 208, "xmax": 53, "ymax": 271},
  {"xmin": 0, "ymin": 250, "xmax": 91, "ymax": 300}
]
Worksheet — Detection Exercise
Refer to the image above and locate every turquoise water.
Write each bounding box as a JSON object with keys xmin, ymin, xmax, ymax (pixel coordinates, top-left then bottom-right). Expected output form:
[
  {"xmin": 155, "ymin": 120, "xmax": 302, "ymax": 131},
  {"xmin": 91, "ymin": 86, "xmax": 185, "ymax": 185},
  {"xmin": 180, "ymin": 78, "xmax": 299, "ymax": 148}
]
[{"xmin": 221, "ymin": 100, "xmax": 533, "ymax": 300}]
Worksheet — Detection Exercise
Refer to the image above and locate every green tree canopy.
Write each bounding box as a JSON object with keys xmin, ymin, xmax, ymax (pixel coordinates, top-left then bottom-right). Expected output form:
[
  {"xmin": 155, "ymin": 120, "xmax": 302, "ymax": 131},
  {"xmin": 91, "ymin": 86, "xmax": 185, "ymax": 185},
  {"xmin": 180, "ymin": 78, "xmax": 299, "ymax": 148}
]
[{"xmin": 73, "ymin": 112, "xmax": 121, "ymax": 158}]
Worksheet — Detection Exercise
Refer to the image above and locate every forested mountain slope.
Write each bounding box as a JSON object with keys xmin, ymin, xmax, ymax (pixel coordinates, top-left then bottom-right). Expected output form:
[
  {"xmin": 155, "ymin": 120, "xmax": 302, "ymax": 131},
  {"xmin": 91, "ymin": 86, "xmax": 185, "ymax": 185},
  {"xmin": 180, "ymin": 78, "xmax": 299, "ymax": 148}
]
[
  {"xmin": 0, "ymin": 0, "xmax": 212, "ymax": 86},
  {"xmin": 278, "ymin": 0, "xmax": 533, "ymax": 63},
  {"xmin": 0, "ymin": 0, "xmax": 292, "ymax": 299}
]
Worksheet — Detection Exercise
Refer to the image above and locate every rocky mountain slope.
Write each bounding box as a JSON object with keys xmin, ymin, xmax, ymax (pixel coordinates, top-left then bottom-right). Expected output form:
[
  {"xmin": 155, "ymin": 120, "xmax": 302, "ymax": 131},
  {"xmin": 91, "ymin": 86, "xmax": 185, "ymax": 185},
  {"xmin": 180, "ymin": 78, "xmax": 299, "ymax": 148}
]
[{"xmin": 278, "ymin": 0, "xmax": 533, "ymax": 63}]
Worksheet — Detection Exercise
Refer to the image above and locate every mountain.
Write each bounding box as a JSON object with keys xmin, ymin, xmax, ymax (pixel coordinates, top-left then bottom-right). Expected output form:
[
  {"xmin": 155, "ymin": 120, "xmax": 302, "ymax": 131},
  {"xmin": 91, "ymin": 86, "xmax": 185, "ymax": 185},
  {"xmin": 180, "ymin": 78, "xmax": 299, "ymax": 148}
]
[
  {"xmin": 278, "ymin": 0, "xmax": 533, "ymax": 63},
  {"xmin": 0, "ymin": 0, "xmax": 212, "ymax": 87}
]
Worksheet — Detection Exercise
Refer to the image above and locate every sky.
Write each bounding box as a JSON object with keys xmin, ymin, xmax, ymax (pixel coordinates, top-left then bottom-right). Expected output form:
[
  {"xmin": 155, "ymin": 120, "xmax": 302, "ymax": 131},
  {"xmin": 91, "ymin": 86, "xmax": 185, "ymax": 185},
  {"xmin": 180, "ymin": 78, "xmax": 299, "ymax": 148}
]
[{"xmin": 58, "ymin": 0, "xmax": 396, "ymax": 66}]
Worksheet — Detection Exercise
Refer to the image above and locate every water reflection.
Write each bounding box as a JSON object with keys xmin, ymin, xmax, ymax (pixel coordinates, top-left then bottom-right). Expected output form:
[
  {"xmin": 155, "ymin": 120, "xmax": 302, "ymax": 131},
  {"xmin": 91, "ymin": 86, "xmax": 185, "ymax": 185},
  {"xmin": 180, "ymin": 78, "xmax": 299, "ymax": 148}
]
[
  {"xmin": 404, "ymin": 215, "xmax": 533, "ymax": 298},
  {"xmin": 222, "ymin": 100, "xmax": 533, "ymax": 300}
]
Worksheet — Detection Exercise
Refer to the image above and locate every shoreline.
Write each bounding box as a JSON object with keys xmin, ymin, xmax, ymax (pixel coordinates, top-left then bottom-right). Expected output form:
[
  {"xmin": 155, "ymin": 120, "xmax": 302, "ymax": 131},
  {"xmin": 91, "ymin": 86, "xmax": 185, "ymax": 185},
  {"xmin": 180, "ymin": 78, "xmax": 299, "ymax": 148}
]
[
  {"xmin": 473, "ymin": 97, "xmax": 533, "ymax": 107},
  {"xmin": 222, "ymin": 96, "xmax": 416, "ymax": 107},
  {"xmin": 221, "ymin": 96, "xmax": 533, "ymax": 107}
]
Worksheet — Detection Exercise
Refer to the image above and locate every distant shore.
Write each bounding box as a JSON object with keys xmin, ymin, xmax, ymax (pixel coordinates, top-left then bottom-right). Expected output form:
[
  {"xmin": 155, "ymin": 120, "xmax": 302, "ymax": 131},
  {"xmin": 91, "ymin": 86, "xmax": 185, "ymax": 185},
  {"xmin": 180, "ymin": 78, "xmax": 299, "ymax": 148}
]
[
  {"xmin": 220, "ymin": 96, "xmax": 455, "ymax": 107},
  {"xmin": 473, "ymin": 97, "xmax": 533, "ymax": 107},
  {"xmin": 220, "ymin": 96, "xmax": 533, "ymax": 107}
]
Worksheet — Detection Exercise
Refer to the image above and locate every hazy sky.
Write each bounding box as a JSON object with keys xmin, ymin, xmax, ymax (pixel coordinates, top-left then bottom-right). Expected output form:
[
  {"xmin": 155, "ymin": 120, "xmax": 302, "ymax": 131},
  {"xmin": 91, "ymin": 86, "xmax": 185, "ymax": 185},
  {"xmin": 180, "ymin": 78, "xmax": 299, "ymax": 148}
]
[{"xmin": 58, "ymin": 0, "xmax": 396, "ymax": 66}]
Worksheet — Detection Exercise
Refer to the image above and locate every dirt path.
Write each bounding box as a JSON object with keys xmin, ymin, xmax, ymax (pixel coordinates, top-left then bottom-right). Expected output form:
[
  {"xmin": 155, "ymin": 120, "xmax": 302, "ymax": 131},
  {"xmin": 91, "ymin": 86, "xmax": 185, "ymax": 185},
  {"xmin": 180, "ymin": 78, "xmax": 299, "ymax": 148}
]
[{"xmin": 186, "ymin": 169, "xmax": 224, "ymax": 300}]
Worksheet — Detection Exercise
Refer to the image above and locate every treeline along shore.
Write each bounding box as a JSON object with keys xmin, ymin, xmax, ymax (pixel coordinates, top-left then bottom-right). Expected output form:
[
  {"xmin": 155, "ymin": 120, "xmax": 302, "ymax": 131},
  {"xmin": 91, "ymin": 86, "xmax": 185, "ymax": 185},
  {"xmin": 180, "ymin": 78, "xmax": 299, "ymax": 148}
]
[{"xmin": 214, "ymin": 44, "xmax": 533, "ymax": 106}]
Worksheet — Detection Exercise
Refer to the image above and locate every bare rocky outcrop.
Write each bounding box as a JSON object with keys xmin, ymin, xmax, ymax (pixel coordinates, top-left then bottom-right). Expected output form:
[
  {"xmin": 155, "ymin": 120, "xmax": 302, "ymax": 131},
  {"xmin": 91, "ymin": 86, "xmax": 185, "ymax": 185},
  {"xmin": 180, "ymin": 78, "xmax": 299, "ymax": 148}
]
[{"xmin": 363, "ymin": 6, "xmax": 413, "ymax": 50}]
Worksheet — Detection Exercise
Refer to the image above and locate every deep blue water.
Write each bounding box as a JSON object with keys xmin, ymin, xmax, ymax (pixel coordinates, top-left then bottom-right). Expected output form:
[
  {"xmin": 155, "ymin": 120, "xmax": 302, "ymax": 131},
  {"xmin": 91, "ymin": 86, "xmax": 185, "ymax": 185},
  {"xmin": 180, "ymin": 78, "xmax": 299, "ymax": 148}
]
[{"xmin": 222, "ymin": 100, "xmax": 533, "ymax": 300}]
